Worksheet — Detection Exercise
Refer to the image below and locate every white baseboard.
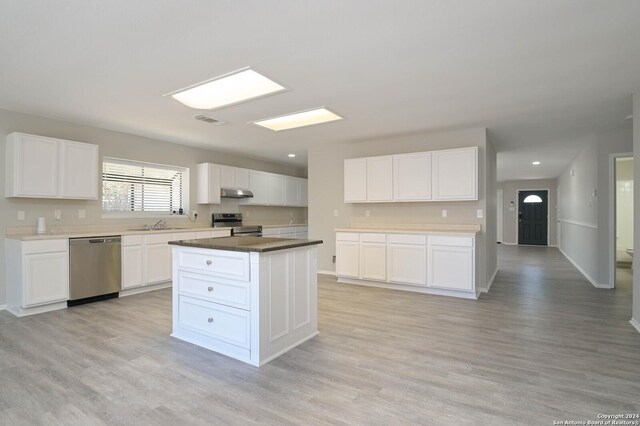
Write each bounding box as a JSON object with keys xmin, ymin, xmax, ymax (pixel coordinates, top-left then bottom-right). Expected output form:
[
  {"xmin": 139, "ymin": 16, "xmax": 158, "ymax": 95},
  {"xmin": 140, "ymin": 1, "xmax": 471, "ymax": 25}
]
[
  {"xmin": 0, "ymin": 304, "xmax": 6, "ymax": 311},
  {"xmin": 501, "ymin": 242, "xmax": 517, "ymax": 246},
  {"xmin": 548, "ymin": 244, "xmax": 558, "ymax": 248},
  {"xmin": 482, "ymin": 267, "xmax": 498, "ymax": 293},
  {"xmin": 317, "ymin": 270, "xmax": 337, "ymax": 276},
  {"xmin": 120, "ymin": 282, "xmax": 172, "ymax": 297},
  {"xmin": 630, "ymin": 318, "xmax": 640, "ymax": 335},
  {"xmin": 558, "ymin": 247, "xmax": 611, "ymax": 289}
]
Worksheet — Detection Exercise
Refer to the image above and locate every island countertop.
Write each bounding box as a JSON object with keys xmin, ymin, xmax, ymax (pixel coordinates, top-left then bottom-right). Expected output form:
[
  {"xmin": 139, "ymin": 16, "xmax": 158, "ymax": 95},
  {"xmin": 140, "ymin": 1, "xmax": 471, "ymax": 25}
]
[{"xmin": 168, "ymin": 236, "xmax": 323, "ymax": 253}]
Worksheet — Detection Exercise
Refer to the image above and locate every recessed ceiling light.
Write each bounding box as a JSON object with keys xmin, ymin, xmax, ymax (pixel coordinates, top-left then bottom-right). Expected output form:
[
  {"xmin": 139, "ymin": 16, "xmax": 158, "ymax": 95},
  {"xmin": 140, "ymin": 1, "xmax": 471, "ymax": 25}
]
[
  {"xmin": 252, "ymin": 108, "xmax": 343, "ymax": 131},
  {"xmin": 167, "ymin": 68, "xmax": 286, "ymax": 110},
  {"xmin": 288, "ymin": 154, "xmax": 296, "ymax": 158},
  {"xmin": 532, "ymin": 161, "xmax": 541, "ymax": 165}
]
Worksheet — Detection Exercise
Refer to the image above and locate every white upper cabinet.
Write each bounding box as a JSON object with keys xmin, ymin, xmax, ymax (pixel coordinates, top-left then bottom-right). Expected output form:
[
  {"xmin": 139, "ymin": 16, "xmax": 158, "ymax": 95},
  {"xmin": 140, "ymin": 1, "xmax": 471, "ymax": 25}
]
[
  {"xmin": 199, "ymin": 162, "xmax": 306, "ymax": 207},
  {"xmin": 196, "ymin": 163, "xmax": 221, "ymax": 204},
  {"xmin": 59, "ymin": 140, "xmax": 99, "ymax": 199},
  {"xmin": 267, "ymin": 174, "xmax": 284, "ymax": 205},
  {"xmin": 343, "ymin": 146, "xmax": 478, "ymax": 203},
  {"xmin": 235, "ymin": 168, "xmax": 250, "ymax": 189},
  {"xmin": 284, "ymin": 176, "xmax": 299, "ymax": 206},
  {"xmin": 393, "ymin": 152, "xmax": 432, "ymax": 201},
  {"xmin": 220, "ymin": 165, "xmax": 250, "ymax": 189},
  {"xmin": 344, "ymin": 158, "xmax": 367, "ymax": 202},
  {"xmin": 5, "ymin": 133, "xmax": 98, "ymax": 199},
  {"xmin": 432, "ymin": 147, "xmax": 478, "ymax": 200},
  {"xmin": 298, "ymin": 178, "xmax": 308, "ymax": 207},
  {"xmin": 220, "ymin": 165, "xmax": 235, "ymax": 188},
  {"xmin": 366, "ymin": 156, "xmax": 393, "ymax": 202},
  {"xmin": 246, "ymin": 170, "xmax": 269, "ymax": 205}
]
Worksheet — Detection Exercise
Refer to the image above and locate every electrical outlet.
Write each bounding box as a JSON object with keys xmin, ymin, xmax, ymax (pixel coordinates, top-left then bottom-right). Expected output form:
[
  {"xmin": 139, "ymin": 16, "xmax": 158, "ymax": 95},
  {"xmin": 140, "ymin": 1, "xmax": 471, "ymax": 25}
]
[
  {"xmin": 244, "ymin": 211, "xmax": 249, "ymax": 217},
  {"xmin": 193, "ymin": 210, "xmax": 198, "ymax": 217},
  {"xmin": 290, "ymin": 211, "xmax": 294, "ymax": 218},
  {"xmin": 476, "ymin": 209, "xmax": 483, "ymax": 218},
  {"xmin": 333, "ymin": 209, "xmax": 338, "ymax": 217},
  {"xmin": 17, "ymin": 211, "xmax": 25, "ymax": 221},
  {"xmin": 78, "ymin": 209, "xmax": 86, "ymax": 219},
  {"xmin": 442, "ymin": 209, "xmax": 447, "ymax": 218},
  {"xmin": 365, "ymin": 209, "xmax": 370, "ymax": 217},
  {"xmin": 54, "ymin": 210, "xmax": 61, "ymax": 220}
]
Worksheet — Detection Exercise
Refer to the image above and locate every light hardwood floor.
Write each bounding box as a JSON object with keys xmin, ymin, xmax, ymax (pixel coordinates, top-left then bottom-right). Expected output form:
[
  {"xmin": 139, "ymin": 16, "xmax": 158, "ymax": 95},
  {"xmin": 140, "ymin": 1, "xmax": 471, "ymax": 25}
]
[{"xmin": 1, "ymin": 245, "xmax": 639, "ymax": 425}]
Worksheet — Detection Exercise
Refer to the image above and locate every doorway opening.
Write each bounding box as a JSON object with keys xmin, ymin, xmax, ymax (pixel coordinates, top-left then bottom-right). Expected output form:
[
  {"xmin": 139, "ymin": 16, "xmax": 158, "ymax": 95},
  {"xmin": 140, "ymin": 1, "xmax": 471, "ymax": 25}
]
[
  {"xmin": 518, "ymin": 190, "xmax": 548, "ymax": 246},
  {"xmin": 611, "ymin": 155, "xmax": 634, "ymax": 289}
]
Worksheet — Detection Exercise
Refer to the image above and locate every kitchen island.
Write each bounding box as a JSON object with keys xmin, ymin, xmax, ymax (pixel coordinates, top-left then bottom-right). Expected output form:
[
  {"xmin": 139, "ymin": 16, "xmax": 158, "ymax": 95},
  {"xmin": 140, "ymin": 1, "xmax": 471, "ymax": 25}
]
[{"xmin": 169, "ymin": 236, "xmax": 322, "ymax": 366}]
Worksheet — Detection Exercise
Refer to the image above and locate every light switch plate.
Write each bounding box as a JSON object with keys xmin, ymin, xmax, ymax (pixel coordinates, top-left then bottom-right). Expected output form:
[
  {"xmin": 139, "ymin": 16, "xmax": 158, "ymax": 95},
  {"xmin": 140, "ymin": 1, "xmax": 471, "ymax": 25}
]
[
  {"xmin": 17, "ymin": 211, "xmax": 25, "ymax": 221},
  {"xmin": 477, "ymin": 209, "xmax": 483, "ymax": 218},
  {"xmin": 54, "ymin": 210, "xmax": 61, "ymax": 220},
  {"xmin": 441, "ymin": 209, "xmax": 447, "ymax": 218},
  {"xmin": 78, "ymin": 209, "xmax": 86, "ymax": 219},
  {"xmin": 334, "ymin": 209, "xmax": 339, "ymax": 217},
  {"xmin": 365, "ymin": 209, "xmax": 370, "ymax": 217}
]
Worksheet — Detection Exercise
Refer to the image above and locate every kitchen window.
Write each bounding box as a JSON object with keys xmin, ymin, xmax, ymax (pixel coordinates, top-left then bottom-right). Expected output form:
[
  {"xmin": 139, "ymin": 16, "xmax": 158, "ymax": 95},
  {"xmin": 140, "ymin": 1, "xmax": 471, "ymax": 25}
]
[{"xmin": 102, "ymin": 158, "xmax": 188, "ymax": 216}]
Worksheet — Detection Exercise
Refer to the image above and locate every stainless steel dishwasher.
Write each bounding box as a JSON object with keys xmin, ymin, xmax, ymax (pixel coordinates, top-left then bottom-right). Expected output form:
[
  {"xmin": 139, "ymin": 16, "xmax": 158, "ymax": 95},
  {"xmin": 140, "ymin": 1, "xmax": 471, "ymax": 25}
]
[{"xmin": 68, "ymin": 236, "xmax": 122, "ymax": 306}]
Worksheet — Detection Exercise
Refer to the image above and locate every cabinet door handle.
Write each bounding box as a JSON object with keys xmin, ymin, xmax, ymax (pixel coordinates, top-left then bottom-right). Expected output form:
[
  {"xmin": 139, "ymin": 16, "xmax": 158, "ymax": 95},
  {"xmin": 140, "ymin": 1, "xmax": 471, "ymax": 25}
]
[
  {"xmin": 207, "ymin": 286, "xmax": 213, "ymax": 292},
  {"xmin": 206, "ymin": 260, "xmax": 212, "ymax": 265},
  {"xmin": 208, "ymin": 317, "xmax": 214, "ymax": 323}
]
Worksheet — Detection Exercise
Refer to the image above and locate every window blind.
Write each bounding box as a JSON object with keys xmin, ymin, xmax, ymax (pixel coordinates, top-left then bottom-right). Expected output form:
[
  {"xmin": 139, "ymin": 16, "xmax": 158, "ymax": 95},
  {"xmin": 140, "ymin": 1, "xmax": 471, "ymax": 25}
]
[{"xmin": 102, "ymin": 158, "xmax": 186, "ymax": 213}]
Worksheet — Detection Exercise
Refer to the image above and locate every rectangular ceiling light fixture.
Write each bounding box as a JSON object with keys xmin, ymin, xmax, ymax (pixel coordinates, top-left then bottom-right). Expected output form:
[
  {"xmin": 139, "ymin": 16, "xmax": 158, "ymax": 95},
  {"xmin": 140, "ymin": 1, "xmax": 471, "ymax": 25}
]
[
  {"xmin": 168, "ymin": 68, "xmax": 286, "ymax": 110},
  {"xmin": 252, "ymin": 107, "xmax": 343, "ymax": 131}
]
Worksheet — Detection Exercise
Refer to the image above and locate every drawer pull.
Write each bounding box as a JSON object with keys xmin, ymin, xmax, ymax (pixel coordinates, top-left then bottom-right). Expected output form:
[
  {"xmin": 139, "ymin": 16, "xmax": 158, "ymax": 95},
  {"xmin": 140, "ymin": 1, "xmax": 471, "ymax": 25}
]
[
  {"xmin": 208, "ymin": 317, "xmax": 214, "ymax": 323},
  {"xmin": 207, "ymin": 286, "xmax": 213, "ymax": 292},
  {"xmin": 206, "ymin": 260, "xmax": 212, "ymax": 265}
]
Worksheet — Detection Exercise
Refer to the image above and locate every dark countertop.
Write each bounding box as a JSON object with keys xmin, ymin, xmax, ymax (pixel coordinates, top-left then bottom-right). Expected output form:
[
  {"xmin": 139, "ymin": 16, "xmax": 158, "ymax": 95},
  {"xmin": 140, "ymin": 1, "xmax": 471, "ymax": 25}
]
[{"xmin": 168, "ymin": 236, "xmax": 323, "ymax": 253}]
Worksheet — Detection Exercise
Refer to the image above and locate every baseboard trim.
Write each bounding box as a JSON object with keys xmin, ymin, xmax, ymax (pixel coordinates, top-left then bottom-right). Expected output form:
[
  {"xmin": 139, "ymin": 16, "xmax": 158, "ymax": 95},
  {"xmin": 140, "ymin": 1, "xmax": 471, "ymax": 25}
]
[
  {"xmin": 317, "ymin": 270, "xmax": 337, "ymax": 276},
  {"xmin": 0, "ymin": 304, "xmax": 6, "ymax": 311},
  {"xmin": 120, "ymin": 281, "xmax": 172, "ymax": 297},
  {"xmin": 630, "ymin": 318, "xmax": 640, "ymax": 335},
  {"xmin": 501, "ymin": 242, "xmax": 517, "ymax": 246},
  {"xmin": 337, "ymin": 277, "xmax": 478, "ymax": 300},
  {"xmin": 548, "ymin": 244, "xmax": 558, "ymax": 248},
  {"xmin": 558, "ymin": 247, "xmax": 611, "ymax": 289},
  {"xmin": 483, "ymin": 267, "xmax": 498, "ymax": 293}
]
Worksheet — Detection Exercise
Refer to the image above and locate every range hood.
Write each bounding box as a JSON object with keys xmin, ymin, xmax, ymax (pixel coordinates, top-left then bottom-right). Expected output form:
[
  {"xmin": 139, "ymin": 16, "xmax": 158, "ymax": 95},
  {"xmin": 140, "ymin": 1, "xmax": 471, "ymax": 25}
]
[{"xmin": 221, "ymin": 187, "xmax": 254, "ymax": 198}]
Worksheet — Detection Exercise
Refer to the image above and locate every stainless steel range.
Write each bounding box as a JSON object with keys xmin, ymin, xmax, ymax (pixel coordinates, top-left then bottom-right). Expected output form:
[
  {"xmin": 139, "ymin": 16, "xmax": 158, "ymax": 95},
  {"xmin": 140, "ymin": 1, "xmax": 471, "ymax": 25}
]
[{"xmin": 212, "ymin": 213, "xmax": 262, "ymax": 236}]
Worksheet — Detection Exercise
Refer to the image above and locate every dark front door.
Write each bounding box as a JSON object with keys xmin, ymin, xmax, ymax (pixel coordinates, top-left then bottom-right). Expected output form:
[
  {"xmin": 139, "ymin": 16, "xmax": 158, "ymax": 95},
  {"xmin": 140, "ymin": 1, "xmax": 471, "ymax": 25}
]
[{"xmin": 518, "ymin": 190, "xmax": 548, "ymax": 246}]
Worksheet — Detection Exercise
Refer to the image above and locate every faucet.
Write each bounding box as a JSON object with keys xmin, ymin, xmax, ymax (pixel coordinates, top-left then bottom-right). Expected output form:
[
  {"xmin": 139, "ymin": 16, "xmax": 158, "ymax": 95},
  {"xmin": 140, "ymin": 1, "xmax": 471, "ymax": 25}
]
[{"xmin": 149, "ymin": 219, "xmax": 167, "ymax": 230}]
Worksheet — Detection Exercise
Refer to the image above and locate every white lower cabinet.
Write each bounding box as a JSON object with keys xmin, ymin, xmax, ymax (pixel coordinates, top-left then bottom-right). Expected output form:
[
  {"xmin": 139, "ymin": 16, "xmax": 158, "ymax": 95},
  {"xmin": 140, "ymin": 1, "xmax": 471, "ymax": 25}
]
[
  {"xmin": 336, "ymin": 231, "xmax": 476, "ymax": 298},
  {"xmin": 336, "ymin": 232, "xmax": 360, "ymax": 278},
  {"xmin": 172, "ymin": 244, "xmax": 319, "ymax": 366},
  {"xmin": 427, "ymin": 236, "xmax": 474, "ymax": 291},
  {"xmin": 5, "ymin": 239, "xmax": 69, "ymax": 316},
  {"xmin": 145, "ymin": 242, "xmax": 173, "ymax": 284},
  {"xmin": 359, "ymin": 233, "xmax": 386, "ymax": 281},
  {"xmin": 121, "ymin": 229, "xmax": 232, "ymax": 292},
  {"xmin": 387, "ymin": 244, "xmax": 427, "ymax": 286},
  {"xmin": 122, "ymin": 245, "xmax": 144, "ymax": 289}
]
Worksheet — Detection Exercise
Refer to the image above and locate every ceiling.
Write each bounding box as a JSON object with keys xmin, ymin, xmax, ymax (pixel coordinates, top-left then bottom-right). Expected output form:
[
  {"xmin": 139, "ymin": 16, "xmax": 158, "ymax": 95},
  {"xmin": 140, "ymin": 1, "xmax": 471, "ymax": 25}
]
[{"xmin": 1, "ymin": 1, "xmax": 639, "ymax": 181}]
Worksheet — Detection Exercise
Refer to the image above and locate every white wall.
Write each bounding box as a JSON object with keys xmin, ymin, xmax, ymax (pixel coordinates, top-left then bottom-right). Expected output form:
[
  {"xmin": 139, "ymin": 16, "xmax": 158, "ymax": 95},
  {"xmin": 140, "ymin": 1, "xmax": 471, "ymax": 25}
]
[
  {"xmin": 0, "ymin": 108, "xmax": 307, "ymax": 306},
  {"xmin": 557, "ymin": 127, "xmax": 633, "ymax": 288},
  {"xmin": 308, "ymin": 127, "xmax": 497, "ymax": 290},
  {"xmin": 616, "ymin": 159, "xmax": 634, "ymax": 251},
  {"xmin": 633, "ymin": 93, "xmax": 640, "ymax": 327},
  {"xmin": 497, "ymin": 179, "xmax": 558, "ymax": 246}
]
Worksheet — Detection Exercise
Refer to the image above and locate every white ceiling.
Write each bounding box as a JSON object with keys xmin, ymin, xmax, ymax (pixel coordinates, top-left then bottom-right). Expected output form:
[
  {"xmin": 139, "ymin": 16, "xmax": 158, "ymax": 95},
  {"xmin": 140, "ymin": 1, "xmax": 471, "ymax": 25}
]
[{"xmin": 1, "ymin": 1, "xmax": 639, "ymax": 181}]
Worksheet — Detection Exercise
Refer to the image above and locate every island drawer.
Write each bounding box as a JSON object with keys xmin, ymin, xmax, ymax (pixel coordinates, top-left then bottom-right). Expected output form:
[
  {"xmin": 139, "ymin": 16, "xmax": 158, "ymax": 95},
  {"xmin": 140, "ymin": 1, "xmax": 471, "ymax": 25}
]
[
  {"xmin": 178, "ymin": 295, "xmax": 250, "ymax": 349},
  {"xmin": 177, "ymin": 271, "xmax": 250, "ymax": 310},
  {"xmin": 176, "ymin": 248, "xmax": 250, "ymax": 281}
]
